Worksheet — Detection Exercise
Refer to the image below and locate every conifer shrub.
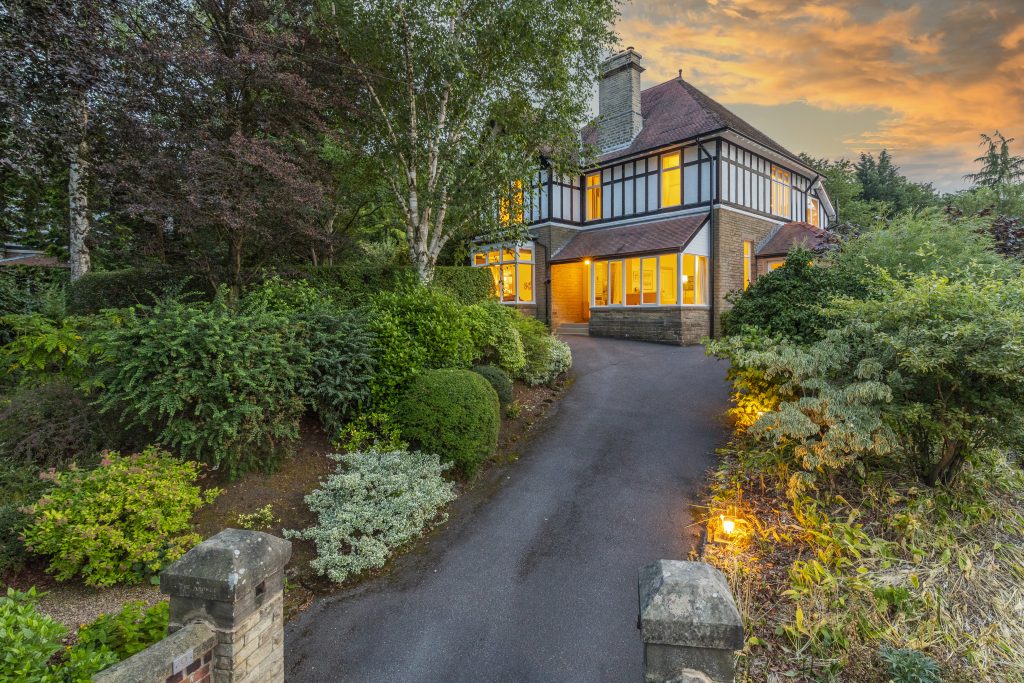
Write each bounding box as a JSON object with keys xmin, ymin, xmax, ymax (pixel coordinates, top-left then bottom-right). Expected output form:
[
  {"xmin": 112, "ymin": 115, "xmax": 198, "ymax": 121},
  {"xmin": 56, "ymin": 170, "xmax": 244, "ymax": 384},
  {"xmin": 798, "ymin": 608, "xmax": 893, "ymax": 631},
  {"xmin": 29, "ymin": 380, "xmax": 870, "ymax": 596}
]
[{"xmin": 394, "ymin": 369, "xmax": 500, "ymax": 477}]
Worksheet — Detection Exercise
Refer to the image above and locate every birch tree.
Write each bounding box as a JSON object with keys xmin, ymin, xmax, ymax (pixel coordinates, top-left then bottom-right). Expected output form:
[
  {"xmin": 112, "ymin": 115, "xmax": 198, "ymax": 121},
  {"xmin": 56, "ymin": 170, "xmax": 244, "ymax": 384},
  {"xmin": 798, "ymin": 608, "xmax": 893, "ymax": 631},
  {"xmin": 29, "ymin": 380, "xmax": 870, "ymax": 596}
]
[{"xmin": 322, "ymin": 0, "xmax": 618, "ymax": 282}]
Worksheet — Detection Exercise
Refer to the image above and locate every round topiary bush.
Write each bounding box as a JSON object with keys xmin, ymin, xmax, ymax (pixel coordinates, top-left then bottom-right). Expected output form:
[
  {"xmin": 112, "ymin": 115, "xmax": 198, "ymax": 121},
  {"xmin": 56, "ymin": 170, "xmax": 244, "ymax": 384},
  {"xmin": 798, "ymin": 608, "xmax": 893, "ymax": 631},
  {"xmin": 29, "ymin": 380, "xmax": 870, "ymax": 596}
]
[
  {"xmin": 471, "ymin": 365, "xmax": 513, "ymax": 405},
  {"xmin": 395, "ymin": 369, "xmax": 500, "ymax": 477}
]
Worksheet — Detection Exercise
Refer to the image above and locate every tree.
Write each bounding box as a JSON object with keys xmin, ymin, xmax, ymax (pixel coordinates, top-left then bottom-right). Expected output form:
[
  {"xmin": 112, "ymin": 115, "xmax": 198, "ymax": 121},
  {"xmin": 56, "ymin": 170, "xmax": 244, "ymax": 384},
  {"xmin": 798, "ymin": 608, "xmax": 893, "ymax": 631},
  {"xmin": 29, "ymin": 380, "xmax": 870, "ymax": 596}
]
[
  {"xmin": 964, "ymin": 131, "xmax": 1024, "ymax": 189},
  {"xmin": 800, "ymin": 154, "xmax": 888, "ymax": 233},
  {"xmin": 854, "ymin": 150, "xmax": 936, "ymax": 215},
  {"xmin": 320, "ymin": 0, "xmax": 618, "ymax": 282}
]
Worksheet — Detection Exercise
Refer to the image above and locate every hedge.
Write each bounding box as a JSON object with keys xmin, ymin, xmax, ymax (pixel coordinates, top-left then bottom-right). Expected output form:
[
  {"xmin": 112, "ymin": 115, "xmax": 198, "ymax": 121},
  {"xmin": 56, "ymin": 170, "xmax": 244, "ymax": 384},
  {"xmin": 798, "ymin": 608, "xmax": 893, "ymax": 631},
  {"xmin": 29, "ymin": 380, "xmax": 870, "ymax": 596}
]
[
  {"xmin": 433, "ymin": 267, "xmax": 494, "ymax": 304},
  {"xmin": 68, "ymin": 266, "xmax": 214, "ymax": 314}
]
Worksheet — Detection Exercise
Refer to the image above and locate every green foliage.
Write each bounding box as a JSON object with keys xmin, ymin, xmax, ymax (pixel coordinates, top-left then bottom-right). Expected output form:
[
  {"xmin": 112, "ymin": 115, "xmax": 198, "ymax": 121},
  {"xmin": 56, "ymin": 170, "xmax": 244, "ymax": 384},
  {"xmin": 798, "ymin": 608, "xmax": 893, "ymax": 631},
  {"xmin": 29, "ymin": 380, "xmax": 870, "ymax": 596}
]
[
  {"xmin": 286, "ymin": 450, "xmax": 456, "ymax": 583},
  {"xmin": 0, "ymin": 460, "xmax": 52, "ymax": 576},
  {"xmin": 513, "ymin": 316, "xmax": 572, "ymax": 386},
  {"xmin": 334, "ymin": 411, "xmax": 408, "ymax": 452},
  {"xmin": 22, "ymin": 448, "xmax": 218, "ymax": 586},
  {"xmin": 471, "ymin": 365, "xmax": 513, "ymax": 405},
  {"xmin": 467, "ymin": 300, "xmax": 527, "ymax": 374},
  {"xmin": 235, "ymin": 505, "xmax": 277, "ymax": 531},
  {"xmin": 0, "ymin": 313, "xmax": 105, "ymax": 388},
  {"xmin": 432, "ymin": 266, "xmax": 494, "ymax": 304},
  {"xmin": 394, "ymin": 369, "xmax": 500, "ymax": 477},
  {"xmin": 879, "ymin": 648, "xmax": 941, "ymax": 683},
  {"xmin": 721, "ymin": 249, "xmax": 856, "ymax": 343},
  {"xmin": 303, "ymin": 263, "xmax": 417, "ymax": 307},
  {"xmin": 74, "ymin": 601, "xmax": 169, "ymax": 661},
  {"xmin": 96, "ymin": 293, "xmax": 308, "ymax": 476},
  {"xmin": 963, "ymin": 131, "xmax": 1024, "ymax": 188},
  {"xmin": 0, "ymin": 587, "xmax": 118, "ymax": 683},
  {"xmin": 365, "ymin": 286, "xmax": 476, "ymax": 407},
  {"xmin": 67, "ymin": 266, "xmax": 214, "ymax": 314},
  {"xmin": 854, "ymin": 150, "xmax": 937, "ymax": 216}
]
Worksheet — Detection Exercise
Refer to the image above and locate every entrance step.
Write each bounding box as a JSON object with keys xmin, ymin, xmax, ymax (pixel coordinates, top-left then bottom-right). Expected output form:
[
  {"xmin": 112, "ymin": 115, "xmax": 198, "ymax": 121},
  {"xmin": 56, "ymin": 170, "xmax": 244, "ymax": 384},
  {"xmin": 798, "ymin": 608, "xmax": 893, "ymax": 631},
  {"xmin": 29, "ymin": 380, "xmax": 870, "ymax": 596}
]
[{"xmin": 557, "ymin": 323, "xmax": 590, "ymax": 336}]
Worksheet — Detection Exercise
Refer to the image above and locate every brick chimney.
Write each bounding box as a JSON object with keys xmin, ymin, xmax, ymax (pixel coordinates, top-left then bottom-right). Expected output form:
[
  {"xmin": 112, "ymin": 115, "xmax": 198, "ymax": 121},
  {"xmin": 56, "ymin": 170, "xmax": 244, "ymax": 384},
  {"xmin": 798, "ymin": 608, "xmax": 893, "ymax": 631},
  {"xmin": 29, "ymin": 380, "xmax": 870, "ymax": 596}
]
[{"xmin": 597, "ymin": 47, "xmax": 645, "ymax": 153}]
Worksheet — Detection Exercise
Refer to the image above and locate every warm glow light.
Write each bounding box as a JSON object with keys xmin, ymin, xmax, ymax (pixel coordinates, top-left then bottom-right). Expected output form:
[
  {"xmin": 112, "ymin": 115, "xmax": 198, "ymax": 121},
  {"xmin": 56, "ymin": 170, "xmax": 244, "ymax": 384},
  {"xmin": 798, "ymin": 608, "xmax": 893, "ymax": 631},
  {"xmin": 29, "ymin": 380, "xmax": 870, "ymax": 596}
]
[
  {"xmin": 720, "ymin": 515, "xmax": 735, "ymax": 535},
  {"xmin": 681, "ymin": 274, "xmax": 689, "ymax": 283},
  {"xmin": 584, "ymin": 258, "xmax": 591, "ymax": 265}
]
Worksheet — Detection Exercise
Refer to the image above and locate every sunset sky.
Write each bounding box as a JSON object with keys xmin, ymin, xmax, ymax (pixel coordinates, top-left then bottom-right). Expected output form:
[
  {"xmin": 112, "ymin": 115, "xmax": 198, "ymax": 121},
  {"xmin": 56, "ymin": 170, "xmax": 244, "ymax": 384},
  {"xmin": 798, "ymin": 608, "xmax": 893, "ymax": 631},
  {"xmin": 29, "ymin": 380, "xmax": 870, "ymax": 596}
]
[{"xmin": 613, "ymin": 0, "xmax": 1024, "ymax": 192}]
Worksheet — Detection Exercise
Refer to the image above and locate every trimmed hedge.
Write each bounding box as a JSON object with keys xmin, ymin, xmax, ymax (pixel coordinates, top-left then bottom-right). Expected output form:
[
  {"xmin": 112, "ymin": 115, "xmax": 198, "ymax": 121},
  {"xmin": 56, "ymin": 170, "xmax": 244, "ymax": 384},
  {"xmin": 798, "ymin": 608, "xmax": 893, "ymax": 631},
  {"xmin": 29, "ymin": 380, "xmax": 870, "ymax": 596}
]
[
  {"xmin": 433, "ymin": 266, "xmax": 494, "ymax": 304},
  {"xmin": 304, "ymin": 264, "xmax": 418, "ymax": 306},
  {"xmin": 472, "ymin": 365, "xmax": 513, "ymax": 405},
  {"xmin": 68, "ymin": 266, "xmax": 214, "ymax": 314},
  {"xmin": 395, "ymin": 369, "xmax": 500, "ymax": 477}
]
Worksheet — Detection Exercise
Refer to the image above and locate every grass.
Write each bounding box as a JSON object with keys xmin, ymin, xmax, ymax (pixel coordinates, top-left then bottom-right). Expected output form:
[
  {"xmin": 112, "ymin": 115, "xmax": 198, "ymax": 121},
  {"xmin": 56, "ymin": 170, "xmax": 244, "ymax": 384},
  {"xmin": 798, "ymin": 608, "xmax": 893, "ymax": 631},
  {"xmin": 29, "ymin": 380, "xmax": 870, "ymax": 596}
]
[{"xmin": 700, "ymin": 445, "xmax": 1024, "ymax": 682}]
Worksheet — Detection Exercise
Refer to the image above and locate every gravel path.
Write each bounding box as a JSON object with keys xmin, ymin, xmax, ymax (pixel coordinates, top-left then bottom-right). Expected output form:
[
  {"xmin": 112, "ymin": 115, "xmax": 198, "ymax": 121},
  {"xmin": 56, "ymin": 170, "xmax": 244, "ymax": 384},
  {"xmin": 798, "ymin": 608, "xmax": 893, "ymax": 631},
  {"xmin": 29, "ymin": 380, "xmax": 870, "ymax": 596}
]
[{"xmin": 37, "ymin": 582, "xmax": 163, "ymax": 629}]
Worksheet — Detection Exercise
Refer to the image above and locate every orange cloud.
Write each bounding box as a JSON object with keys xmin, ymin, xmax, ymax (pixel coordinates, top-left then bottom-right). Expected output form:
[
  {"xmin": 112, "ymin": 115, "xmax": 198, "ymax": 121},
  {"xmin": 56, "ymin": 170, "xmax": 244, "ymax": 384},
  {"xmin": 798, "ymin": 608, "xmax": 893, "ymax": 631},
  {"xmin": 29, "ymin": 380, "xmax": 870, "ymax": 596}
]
[{"xmin": 617, "ymin": 0, "xmax": 1024, "ymax": 190}]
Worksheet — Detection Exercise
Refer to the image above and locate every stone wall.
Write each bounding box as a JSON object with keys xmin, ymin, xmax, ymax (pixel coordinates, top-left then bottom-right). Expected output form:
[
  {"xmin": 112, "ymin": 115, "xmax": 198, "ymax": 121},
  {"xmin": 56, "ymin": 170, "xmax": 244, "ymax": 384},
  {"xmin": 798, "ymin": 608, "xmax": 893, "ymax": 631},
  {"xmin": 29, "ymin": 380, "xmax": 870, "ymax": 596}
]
[
  {"xmin": 589, "ymin": 306, "xmax": 710, "ymax": 345},
  {"xmin": 95, "ymin": 622, "xmax": 216, "ymax": 683},
  {"xmin": 712, "ymin": 208, "xmax": 779, "ymax": 336}
]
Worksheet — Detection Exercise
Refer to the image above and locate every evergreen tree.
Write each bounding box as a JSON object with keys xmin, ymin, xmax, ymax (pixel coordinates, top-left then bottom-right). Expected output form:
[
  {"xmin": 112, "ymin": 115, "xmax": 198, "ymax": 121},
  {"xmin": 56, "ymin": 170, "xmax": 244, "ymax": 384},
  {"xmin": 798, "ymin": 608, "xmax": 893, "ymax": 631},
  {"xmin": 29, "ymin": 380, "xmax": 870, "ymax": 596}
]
[{"xmin": 963, "ymin": 131, "xmax": 1024, "ymax": 188}]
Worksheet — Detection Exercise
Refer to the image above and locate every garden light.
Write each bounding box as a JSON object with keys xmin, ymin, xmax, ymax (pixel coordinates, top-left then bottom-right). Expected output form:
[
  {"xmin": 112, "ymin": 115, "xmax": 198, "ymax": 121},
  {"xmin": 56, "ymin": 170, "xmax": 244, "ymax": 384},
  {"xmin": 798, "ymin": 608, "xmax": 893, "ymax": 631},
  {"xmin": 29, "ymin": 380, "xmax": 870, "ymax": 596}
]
[{"xmin": 720, "ymin": 515, "xmax": 736, "ymax": 536}]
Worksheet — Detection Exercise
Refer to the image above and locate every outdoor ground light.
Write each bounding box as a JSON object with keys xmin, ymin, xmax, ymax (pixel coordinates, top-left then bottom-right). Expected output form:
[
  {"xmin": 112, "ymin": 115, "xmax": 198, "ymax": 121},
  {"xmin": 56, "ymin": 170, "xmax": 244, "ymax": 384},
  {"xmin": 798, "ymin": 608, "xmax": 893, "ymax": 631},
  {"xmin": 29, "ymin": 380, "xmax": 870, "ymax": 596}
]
[
  {"xmin": 708, "ymin": 509, "xmax": 745, "ymax": 545},
  {"xmin": 720, "ymin": 515, "xmax": 736, "ymax": 536}
]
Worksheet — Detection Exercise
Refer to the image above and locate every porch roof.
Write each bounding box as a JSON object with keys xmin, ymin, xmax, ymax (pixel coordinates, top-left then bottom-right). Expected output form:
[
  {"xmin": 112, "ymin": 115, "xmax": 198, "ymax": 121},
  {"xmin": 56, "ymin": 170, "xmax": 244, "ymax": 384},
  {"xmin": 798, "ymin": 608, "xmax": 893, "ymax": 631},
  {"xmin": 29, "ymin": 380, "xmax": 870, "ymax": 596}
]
[
  {"xmin": 550, "ymin": 213, "xmax": 709, "ymax": 263},
  {"xmin": 756, "ymin": 221, "xmax": 830, "ymax": 258}
]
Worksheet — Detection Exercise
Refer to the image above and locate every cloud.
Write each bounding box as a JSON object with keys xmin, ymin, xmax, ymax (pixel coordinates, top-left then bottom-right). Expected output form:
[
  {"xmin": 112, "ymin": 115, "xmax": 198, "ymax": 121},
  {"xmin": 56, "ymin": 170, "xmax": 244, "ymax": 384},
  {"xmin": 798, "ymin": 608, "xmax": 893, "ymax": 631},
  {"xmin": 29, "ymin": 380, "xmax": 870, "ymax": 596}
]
[{"xmin": 616, "ymin": 0, "xmax": 1024, "ymax": 191}]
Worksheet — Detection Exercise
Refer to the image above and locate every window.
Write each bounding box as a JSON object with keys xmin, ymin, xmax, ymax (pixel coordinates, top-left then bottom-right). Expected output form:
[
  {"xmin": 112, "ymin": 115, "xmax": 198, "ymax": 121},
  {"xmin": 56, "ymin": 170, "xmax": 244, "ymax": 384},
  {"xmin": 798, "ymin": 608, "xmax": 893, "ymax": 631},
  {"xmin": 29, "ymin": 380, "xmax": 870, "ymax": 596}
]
[
  {"xmin": 661, "ymin": 151, "xmax": 682, "ymax": 207},
  {"xmin": 586, "ymin": 173, "xmax": 602, "ymax": 221},
  {"xmin": 499, "ymin": 180, "xmax": 524, "ymax": 226},
  {"xmin": 471, "ymin": 243, "xmax": 534, "ymax": 304},
  {"xmin": 659, "ymin": 255, "xmax": 678, "ymax": 305},
  {"xmin": 771, "ymin": 166, "xmax": 791, "ymax": 217},
  {"xmin": 642, "ymin": 257, "xmax": 657, "ymax": 304},
  {"xmin": 807, "ymin": 196, "xmax": 820, "ymax": 226},
  {"xmin": 743, "ymin": 241, "xmax": 752, "ymax": 290},
  {"xmin": 594, "ymin": 261, "xmax": 608, "ymax": 306},
  {"xmin": 682, "ymin": 254, "xmax": 708, "ymax": 305},
  {"xmin": 625, "ymin": 257, "xmax": 641, "ymax": 305},
  {"xmin": 609, "ymin": 260, "xmax": 622, "ymax": 304}
]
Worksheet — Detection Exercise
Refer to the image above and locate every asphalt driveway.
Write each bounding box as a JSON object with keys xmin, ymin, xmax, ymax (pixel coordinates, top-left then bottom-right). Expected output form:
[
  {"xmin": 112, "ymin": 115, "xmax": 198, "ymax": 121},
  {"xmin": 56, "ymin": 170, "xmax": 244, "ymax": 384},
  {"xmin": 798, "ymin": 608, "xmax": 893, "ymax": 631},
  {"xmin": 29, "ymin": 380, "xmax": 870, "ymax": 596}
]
[{"xmin": 285, "ymin": 336, "xmax": 731, "ymax": 682}]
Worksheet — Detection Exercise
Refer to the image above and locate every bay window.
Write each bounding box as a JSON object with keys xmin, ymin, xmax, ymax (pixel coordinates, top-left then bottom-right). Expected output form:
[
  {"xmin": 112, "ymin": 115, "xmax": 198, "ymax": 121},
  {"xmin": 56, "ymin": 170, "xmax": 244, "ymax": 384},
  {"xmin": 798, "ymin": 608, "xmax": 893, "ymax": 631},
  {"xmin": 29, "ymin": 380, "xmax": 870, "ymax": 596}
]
[
  {"xmin": 471, "ymin": 243, "xmax": 535, "ymax": 304},
  {"xmin": 590, "ymin": 252, "xmax": 707, "ymax": 307}
]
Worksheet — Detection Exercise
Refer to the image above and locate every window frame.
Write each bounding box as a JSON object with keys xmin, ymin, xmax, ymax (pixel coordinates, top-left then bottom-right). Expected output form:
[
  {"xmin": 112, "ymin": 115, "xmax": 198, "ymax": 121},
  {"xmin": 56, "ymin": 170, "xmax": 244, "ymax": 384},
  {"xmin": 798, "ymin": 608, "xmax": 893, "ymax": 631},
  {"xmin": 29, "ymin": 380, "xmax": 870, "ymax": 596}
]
[
  {"xmin": 589, "ymin": 251, "xmax": 708, "ymax": 309},
  {"xmin": 660, "ymin": 151, "xmax": 682, "ymax": 208},
  {"xmin": 585, "ymin": 172, "xmax": 602, "ymax": 222},
  {"xmin": 807, "ymin": 196, "xmax": 820, "ymax": 226},
  {"xmin": 471, "ymin": 242, "xmax": 536, "ymax": 305},
  {"xmin": 770, "ymin": 165, "xmax": 791, "ymax": 218},
  {"xmin": 743, "ymin": 241, "xmax": 753, "ymax": 290}
]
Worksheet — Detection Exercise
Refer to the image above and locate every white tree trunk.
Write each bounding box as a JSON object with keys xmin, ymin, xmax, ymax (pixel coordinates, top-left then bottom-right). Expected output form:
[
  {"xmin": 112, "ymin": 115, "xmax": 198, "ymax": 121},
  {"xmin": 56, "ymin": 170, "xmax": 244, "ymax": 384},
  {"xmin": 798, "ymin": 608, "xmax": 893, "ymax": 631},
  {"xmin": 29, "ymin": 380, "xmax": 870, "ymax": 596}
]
[{"xmin": 68, "ymin": 136, "xmax": 91, "ymax": 281}]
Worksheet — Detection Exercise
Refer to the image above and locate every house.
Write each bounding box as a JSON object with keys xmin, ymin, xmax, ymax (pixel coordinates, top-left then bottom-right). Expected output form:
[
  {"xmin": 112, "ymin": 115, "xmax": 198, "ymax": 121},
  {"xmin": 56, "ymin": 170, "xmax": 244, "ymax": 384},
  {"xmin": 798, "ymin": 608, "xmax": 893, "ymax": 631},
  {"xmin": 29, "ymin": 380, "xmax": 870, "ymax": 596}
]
[{"xmin": 471, "ymin": 47, "xmax": 836, "ymax": 344}]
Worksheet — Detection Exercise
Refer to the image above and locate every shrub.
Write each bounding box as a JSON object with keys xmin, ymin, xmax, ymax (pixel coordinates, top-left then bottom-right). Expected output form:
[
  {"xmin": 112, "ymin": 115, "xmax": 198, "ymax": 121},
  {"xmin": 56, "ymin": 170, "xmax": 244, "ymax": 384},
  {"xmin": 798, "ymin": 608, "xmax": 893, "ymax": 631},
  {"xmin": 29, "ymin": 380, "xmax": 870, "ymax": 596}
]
[
  {"xmin": 334, "ymin": 411, "xmax": 407, "ymax": 452},
  {"xmin": 67, "ymin": 266, "xmax": 213, "ymax": 314},
  {"xmin": 286, "ymin": 450, "xmax": 456, "ymax": 583},
  {"xmin": 74, "ymin": 600, "xmax": 169, "ymax": 661},
  {"xmin": 0, "ymin": 381, "xmax": 114, "ymax": 469},
  {"xmin": 879, "ymin": 647, "xmax": 941, "ymax": 683},
  {"xmin": 96, "ymin": 293, "xmax": 308, "ymax": 476},
  {"xmin": 467, "ymin": 300, "xmax": 527, "ymax": 374},
  {"xmin": 472, "ymin": 365, "xmax": 513, "ymax": 405},
  {"xmin": 0, "ymin": 313, "xmax": 106, "ymax": 388},
  {"xmin": 394, "ymin": 369, "xmax": 500, "ymax": 477},
  {"xmin": 514, "ymin": 316, "xmax": 572, "ymax": 386},
  {"xmin": 235, "ymin": 505, "xmax": 277, "ymax": 531},
  {"xmin": 22, "ymin": 448, "xmax": 218, "ymax": 586},
  {"xmin": 0, "ymin": 587, "xmax": 117, "ymax": 682},
  {"xmin": 0, "ymin": 461, "xmax": 52, "ymax": 576},
  {"xmin": 433, "ymin": 266, "xmax": 494, "ymax": 304},
  {"xmin": 365, "ymin": 287, "xmax": 476, "ymax": 407},
  {"xmin": 303, "ymin": 263, "xmax": 418, "ymax": 307}
]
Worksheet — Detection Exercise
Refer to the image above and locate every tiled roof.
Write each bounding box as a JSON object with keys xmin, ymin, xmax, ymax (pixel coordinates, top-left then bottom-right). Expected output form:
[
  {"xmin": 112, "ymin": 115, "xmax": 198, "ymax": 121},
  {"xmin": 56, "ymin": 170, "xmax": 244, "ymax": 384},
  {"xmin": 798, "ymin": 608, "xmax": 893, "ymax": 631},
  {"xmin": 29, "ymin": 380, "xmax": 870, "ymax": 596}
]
[
  {"xmin": 551, "ymin": 213, "xmax": 709, "ymax": 263},
  {"xmin": 756, "ymin": 221, "xmax": 830, "ymax": 258},
  {"xmin": 582, "ymin": 77, "xmax": 798, "ymax": 164}
]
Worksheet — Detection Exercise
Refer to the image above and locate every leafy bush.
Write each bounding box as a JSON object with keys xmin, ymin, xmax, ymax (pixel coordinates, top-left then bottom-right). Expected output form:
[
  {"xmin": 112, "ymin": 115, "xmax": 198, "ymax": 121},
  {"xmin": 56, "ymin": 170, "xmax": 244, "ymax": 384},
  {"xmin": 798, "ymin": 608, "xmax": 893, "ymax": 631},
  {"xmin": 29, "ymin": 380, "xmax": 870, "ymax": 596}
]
[
  {"xmin": 286, "ymin": 450, "xmax": 456, "ymax": 583},
  {"xmin": 22, "ymin": 448, "xmax": 218, "ymax": 586},
  {"xmin": 235, "ymin": 505, "xmax": 277, "ymax": 531},
  {"xmin": 0, "ymin": 381, "xmax": 114, "ymax": 469},
  {"xmin": 67, "ymin": 266, "xmax": 213, "ymax": 314},
  {"xmin": 74, "ymin": 601, "xmax": 169, "ymax": 661},
  {"xmin": 467, "ymin": 300, "xmax": 526, "ymax": 374},
  {"xmin": 879, "ymin": 647, "xmax": 941, "ymax": 683},
  {"xmin": 303, "ymin": 263, "xmax": 417, "ymax": 307},
  {"xmin": 433, "ymin": 266, "xmax": 494, "ymax": 304},
  {"xmin": 365, "ymin": 287, "xmax": 476, "ymax": 407},
  {"xmin": 472, "ymin": 364, "xmax": 513, "ymax": 405},
  {"xmin": 395, "ymin": 369, "xmax": 500, "ymax": 477},
  {"xmin": 96, "ymin": 293, "xmax": 308, "ymax": 476},
  {"xmin": 334, "ymin": 411, "xmax": 407, "ymax": 452},
  {"xmin": 0, "ymin": 313, "xmax": 105, "ymax": 388},
  {"xmin": 0, "ymin": 587, "xmax": 117, "ymax": 682},
  {"xmin": 514, "ymin": 316, "xmax": 572, "ymax": 386},
  {"xmin": 0, "ymin": 461, "xmax": 52, "ymax": 576}
]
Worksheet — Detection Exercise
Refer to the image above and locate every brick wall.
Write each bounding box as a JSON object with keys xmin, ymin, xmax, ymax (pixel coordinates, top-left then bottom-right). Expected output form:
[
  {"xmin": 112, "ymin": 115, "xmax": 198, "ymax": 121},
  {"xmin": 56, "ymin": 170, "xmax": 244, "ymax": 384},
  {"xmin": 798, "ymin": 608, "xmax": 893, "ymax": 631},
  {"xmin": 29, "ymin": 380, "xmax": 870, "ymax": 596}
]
[
  {"xmin": 550, "ymin": 262, "xmax": 588, "ymax": 329},
  {"xmin": 589, "ymin": 306, "xmax": 710, "ymax": 345},
  {"xmin": 712, "ymin": 208, "xmax": 780, "ymax": 336},
  {"xmin": 94, "ymin": 622, "xmax": 216, "ymax": 683},
  {"xmin": 211, "ymin": 590, "xmax": 284, "ymax": 682},
  {"xmin": 530, "ymin": 225, "xmax": 580, "ymax": 326}
]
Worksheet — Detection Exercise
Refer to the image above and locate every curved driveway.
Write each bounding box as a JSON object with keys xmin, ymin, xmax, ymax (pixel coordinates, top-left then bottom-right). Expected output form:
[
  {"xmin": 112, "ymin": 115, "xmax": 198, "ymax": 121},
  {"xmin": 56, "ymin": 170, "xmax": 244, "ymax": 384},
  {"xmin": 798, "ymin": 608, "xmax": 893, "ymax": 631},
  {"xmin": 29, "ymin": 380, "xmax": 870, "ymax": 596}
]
[{"xmin": 285, "ymin": 337, "xmax": 731, "ymax": 682}]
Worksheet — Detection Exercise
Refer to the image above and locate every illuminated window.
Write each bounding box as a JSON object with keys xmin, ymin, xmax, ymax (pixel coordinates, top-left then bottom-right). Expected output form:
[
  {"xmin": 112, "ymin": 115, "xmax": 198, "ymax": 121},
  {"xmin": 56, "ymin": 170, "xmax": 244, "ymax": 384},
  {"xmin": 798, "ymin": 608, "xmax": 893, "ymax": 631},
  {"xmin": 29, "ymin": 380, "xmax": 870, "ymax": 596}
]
[
  {"xmin": 499, "ymin": 180, "xmax": 524, "ymax": 226},
  {"xmin": 683, "ymin": 254, "xmax": 708, "ymax": 305},
  {"xmin": 471, "ymin": 242, "xmax": 534, "ymax": 304},
  {"xmin": 770, "ymin": 260, "xmax": 784, "ymax": 271},
  {"xmin": 586, "ymin": 173, "xmax": 602, "ymax": 221},
  {"xmin": 625, "ymin": 258, "xmax": 641, "ymax": 305},
  {"xmin": 609, "ymin": 260, "xmax": 622, "ymax": 305},
  {"xmin": 807, "ymin": 197, "xmax": 820, "ymax": 226},
  {"xmin": 641, "ymin": 257, "xmax": 657, "ymax": 304},
  {"xmin": 594, "ymin": 261, "xmax": 608, "ymax": 306},
  {"xmin": 771, "ymin": 166, "xmax": 791, "ymax": 217},
  {"xmin": 743, "ymin": 241, "xmax": 752, "ymax": 290},
  {"xmin": 659, "ymin": 255, "xmax": 678, "ymax": 305},
  {"xmin": 661, "ymin": 151, "xmax": 682, "ymax": 207}
]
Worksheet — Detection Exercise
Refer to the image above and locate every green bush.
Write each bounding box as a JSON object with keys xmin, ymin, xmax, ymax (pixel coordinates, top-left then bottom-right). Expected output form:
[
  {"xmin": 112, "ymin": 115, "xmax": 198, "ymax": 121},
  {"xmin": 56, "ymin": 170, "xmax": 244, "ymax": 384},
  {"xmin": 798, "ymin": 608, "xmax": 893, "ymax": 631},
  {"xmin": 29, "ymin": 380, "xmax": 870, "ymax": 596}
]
[
  {"xmin": 0, "ymin": 313, "xmax": 106, "ymax": 388},
  {"xmin": 96, "ymin": 293, "xmax": 308, "ymax": 476},
  {"xmin": 394, "ymin": 369, "xmax": 500, "ymax": 477},
  {"xmin": 433, "ymin": 266, "xmax": 494, "ymax": 304},
  {"xmin": 514, "ymin": 316, "xmax": 572, "ymax": 386},
  {"xmin": 365, "ymin": 287, "xmax": 476, "ymax": 407},
  {"xmin": 0, "ymin": 461, "xmax": 52, "ymax": 576},
  {"xmin": 22, "ymin": 448, "xmax": 218, "ymax": 586},
  {"xmin": 286, "ymin": 450, "xmax": 456, "ymax": 583},
  {"xmin": 303, "ymin": 263, "xmax": 417, "ymax": 307},
  {"xmin": 472, "ymin": 365, "xmax": 513, "ymax": 405},
  {"xmin": 467, "ymin": 300, "xmax": 527, "ymax": 374},
  {"xmin": 334, "ymin": 411, "xmax": 407, "ymax": 452},
  {"xmin": 879, "ymin": 647, "xmax": 941, "ymax": 683},
  {"xmin": 0, "ymin": 381, "xmax": 114, "ymax": 469},
  {"xmin": 74, "ymin": 600, "xmax": 169, "ymax": 661},
  {"xmin": 67, "ymin": 266, "xmax": 213, "ymax": 314},
  {"xmin": 0, "ymin": 587, "xmax": 118, "ymax": 682}
]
